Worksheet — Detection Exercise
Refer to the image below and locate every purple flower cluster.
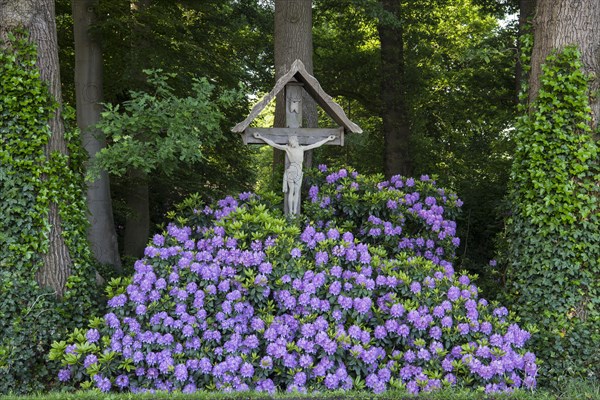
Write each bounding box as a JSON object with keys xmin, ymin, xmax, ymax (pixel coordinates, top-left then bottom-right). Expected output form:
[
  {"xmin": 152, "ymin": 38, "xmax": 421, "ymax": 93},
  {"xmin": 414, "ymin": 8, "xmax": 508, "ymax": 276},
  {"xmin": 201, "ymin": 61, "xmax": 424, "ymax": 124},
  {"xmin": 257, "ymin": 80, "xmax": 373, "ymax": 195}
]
[
  {"xmin": 55, "ymin": 168, "xmax": 536, "ymax": 395},
  {"xmin": 305, "ymin": 168, "xmax": 463, "ymax": 271}
]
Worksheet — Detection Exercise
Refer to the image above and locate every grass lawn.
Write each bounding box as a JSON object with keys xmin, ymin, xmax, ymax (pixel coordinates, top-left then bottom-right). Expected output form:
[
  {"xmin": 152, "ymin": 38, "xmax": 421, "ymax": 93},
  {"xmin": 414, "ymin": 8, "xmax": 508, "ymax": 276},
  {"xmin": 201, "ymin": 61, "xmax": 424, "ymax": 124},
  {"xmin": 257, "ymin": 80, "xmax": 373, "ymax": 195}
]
[{"xmin": 1, "ymin": 380, "xmax": 599, "ymax": 400}]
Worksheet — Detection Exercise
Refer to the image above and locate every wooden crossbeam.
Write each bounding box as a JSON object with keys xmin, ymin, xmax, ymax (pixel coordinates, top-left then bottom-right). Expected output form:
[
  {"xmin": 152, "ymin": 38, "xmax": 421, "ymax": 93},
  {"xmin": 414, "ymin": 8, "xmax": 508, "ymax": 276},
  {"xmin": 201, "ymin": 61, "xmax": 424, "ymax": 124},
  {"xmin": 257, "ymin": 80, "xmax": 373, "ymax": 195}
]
[{"xmin": 243, "ymin": 127, "xmax": 344, "ymax": 146}]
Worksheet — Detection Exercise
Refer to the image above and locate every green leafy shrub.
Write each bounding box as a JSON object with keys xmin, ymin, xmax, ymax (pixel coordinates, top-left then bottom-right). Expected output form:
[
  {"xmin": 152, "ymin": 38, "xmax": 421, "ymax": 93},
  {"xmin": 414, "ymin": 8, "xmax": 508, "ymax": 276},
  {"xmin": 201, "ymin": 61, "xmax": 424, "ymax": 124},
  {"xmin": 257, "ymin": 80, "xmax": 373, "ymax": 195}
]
[
  {"xmin": 504, "ymin": 46, "xmax": 600, "ymax": 385},
  {"xmin": 0, "ymin": 33, "xmax": 102, "ymax": 394},
  {"xmin": 90, "ymin": 69, "xmax": 240, "ymax": 178}
]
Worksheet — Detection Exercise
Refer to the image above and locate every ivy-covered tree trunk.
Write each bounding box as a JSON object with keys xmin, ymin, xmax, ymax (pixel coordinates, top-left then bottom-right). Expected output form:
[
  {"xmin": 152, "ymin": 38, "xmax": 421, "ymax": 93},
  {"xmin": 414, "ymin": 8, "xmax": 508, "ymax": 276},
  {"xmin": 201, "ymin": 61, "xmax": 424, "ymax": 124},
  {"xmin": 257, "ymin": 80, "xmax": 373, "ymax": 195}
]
[
  {"xmin": 378, "ymin": 0, "xmax": 412, "ymax": 178},
  {"xmin": 73, "ymin": 0, "xmax": 121, "ymax": 271},
  {"xmin": 0, "ymin": 0, "xmax": 72, "ymax": 297},
  {"xmin": 506, "ymin": 0, "xmax": 600, "ymax": 383},
  {"xmin": 273, "ymin": 0, "xmax": 317, "ymax": 206}
]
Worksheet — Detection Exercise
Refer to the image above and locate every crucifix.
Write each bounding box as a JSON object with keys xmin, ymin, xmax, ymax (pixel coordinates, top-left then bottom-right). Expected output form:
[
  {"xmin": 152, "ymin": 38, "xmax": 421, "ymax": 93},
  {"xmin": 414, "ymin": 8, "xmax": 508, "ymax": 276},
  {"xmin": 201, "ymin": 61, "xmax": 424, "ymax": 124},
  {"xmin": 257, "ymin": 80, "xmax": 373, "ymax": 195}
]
[{"xmin": 232, "ymin": 60, "xmax": 362, "ymax": 215}]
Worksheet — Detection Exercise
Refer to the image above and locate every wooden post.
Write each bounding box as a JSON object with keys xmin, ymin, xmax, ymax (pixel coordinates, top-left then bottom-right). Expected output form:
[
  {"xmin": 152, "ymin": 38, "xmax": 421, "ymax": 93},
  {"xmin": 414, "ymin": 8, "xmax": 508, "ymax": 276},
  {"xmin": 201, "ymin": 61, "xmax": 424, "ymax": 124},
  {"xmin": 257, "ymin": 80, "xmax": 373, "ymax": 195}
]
[{"xmin": 286, "ymin": 82, "xmax": 303, "ymax": 128}]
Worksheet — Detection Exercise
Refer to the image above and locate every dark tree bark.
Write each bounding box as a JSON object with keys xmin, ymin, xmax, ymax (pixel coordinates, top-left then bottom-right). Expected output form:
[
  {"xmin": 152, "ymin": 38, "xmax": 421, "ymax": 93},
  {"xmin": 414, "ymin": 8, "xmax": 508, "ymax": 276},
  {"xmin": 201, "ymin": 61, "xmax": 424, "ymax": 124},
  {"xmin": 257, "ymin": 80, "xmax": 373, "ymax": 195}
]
[
  {"xmin": 122, "ymin": 178, "xmax": 149, "ymax": 259},
  {"xmin": 0, "ymin": 0, "xmax": 72, "ymax": 297},
  {"xmin": 273, "ymin": 0, "xmax": 317, "ymax": 186},
  {"xmin": 378, "ymin": 0, "xmax": 412, "ymax": 178},
  {"xmin": 122, "ymin": 0, "xmax": 152, "ymax": 259},
  {"xmin": 123, "ymin": 168, "xmax": 150, "ymax": 259},
  {"xmin": 515, "ymin": 0, "xmax": 536, "ymax": 101},
  {"xmin": 528, "ymin": 0, "xmax": 600, "ymax": 125},
  {"xmin": 73, "ymin": 0, "xmax": 121, "ymax": 270}
]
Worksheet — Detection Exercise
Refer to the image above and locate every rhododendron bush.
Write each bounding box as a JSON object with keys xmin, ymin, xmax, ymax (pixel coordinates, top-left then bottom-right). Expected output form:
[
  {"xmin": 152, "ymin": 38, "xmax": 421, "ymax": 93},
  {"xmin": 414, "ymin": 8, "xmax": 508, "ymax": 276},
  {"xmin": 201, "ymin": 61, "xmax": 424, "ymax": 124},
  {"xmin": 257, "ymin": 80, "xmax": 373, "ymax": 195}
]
[{"xmin": 51, "ymin": 167, "xmax": 537, "ymax": 394}]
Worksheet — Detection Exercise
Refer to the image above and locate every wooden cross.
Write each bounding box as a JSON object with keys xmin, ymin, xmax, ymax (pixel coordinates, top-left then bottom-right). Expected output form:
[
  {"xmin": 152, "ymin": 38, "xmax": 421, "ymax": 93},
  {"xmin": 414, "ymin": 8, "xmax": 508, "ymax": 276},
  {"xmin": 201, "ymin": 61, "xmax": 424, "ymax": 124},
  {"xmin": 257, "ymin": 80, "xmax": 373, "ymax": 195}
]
[{"xmin": 232, "ymin": 60, "xmax": 362, "ymax": 215}]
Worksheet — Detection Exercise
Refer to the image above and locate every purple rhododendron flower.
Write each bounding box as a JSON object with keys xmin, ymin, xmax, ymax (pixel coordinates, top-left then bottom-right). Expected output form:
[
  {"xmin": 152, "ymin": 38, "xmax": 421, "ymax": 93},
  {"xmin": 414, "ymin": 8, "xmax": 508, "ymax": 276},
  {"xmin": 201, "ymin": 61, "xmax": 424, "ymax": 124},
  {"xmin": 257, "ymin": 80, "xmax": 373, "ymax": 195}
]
[
  {"xmin": 240, "ymin": 362, "xmax": 254, "ymax": 378},
  {"xmin": 94, "ymin": 374, "xmax": 111, "ymax": 392},
  {"xmin": 86, "ymin": 329, "xmax": 100, "ymax": 343},
  {"xmin": 107, "ymin": 294, "xmax": 127, "ymax": 308},
  {"xmin": 57, "ymin": 368, "xmax": 71, "ymax": 382},
  {"xmin": 84, "ymin": 354, "xmax": 98, "ymax": 368},
  {"xmin": 410, "ymin": 281, "xmax": 421, "ymax": 294},
  {"xmin": 115, "ymin": 374, "xmax": 129, "ymax": 388},
  {"xmin": 315, "ymin": 251, "xmax": 329, "ymax": 265}
]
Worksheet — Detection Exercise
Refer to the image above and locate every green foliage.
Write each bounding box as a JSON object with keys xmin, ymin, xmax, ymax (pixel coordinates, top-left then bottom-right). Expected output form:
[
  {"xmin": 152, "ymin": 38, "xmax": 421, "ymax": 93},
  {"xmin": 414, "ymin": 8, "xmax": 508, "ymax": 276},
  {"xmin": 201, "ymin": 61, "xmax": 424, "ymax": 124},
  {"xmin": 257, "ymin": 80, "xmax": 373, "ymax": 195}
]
[
  {"xmin": 313, "ymin": 0, "xmax": 517, "ymax": 283},
  {"xmin": 166, "ymin": 191, "xmax": 283, "ymax": 230},
  {"xmin": 92, "ymin": 70, "xmax": 239, "ymax": 178},
  {"xmin": 0, "ymin": 32, "xmax": 59, "ymax": 393},
  {"xmin": 0, "ymin": 33, "xmax": 102, "ymax": 394},
  {"xmin": 313, "ymin": 0, "xmax": 385, "ymax": 174},
  {"xmin": 504, "ymin": 46, "xmax": 600, "ymax": 385},
  {"xmin": 0, "ymin": 33, "xmax": 52, "ymax": 268},
  {"xmin": 55, "ymin": 0, "xmax": 265, "ymax": 240},
  {"xmin": 94, "ymin": 0, "xmax": 274, "ymax": 101},
  {"xmin": 406, "ymin": 0, "xmax": 517, "ymax": 286},
  {"xmin": 93, "ymin": 69, "xmax": 256, "ymax": 240},
  {"xmin": 0, "ymin": 273, "xmax": 63, "ymax": 394}
]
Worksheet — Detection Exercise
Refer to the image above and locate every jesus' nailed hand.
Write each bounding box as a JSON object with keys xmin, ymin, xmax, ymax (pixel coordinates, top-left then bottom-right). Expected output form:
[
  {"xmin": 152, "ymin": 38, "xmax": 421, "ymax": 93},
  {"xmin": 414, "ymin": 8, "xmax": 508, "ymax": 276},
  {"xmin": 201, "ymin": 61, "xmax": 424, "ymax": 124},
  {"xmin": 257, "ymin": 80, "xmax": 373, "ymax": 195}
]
[{"xmin": 253, "ymin": 132, "xmax": 336, "ymax": 214}]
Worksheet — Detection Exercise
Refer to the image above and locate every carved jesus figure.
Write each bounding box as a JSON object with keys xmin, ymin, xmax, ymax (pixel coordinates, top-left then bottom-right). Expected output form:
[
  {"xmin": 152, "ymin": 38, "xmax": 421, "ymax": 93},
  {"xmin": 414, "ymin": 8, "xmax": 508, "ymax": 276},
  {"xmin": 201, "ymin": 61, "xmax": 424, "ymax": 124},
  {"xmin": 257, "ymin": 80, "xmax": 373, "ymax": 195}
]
[{"xmin": 253, "ymin": 132, "xmax": 336, "ymax": 215}]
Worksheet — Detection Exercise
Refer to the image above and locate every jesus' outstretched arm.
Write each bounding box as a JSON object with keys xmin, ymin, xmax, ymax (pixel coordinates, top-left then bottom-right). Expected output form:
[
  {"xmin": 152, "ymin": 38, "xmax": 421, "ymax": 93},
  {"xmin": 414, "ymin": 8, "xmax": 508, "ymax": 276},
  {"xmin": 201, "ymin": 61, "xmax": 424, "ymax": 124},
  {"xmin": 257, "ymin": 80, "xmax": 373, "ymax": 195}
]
[
  {"xmin": 253, "ymin": 132, "xmax": 287, "ymax": 151},
  {"xmin": 302, "ymin": 135, "xmax": 336, "ymax": 151}
]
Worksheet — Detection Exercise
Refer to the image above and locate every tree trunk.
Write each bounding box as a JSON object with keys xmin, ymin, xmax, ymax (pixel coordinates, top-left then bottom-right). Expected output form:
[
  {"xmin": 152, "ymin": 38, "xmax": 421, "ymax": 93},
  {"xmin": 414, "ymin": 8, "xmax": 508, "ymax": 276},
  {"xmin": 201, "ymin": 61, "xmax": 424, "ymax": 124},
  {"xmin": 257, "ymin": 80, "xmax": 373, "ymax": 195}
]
[
  {"xmin": 274, "ymin": 0, "xmax": 316, "ymax": 127},
  {"xmin": 274, "ymin": 0, "xmax": 316, "ymax": 203},
  {"xmin": 123, "ymin": 169, "xmax": 150, "ymax": 259},
  {"xmin": 0, "ymin": 0, "xmax": 72, "ymax": 297},
  {"xmin": 73, "ymin": 0, "xmax": 121, "ymax": 271},
  {"xmin": 129, "ymin": 0, "xmax": 152, "ymax": 89},
  {"xmin": 378, "ymin": 0, "xmax": 412, "ymax": 178},
  {"xmin": 122, "ymin": 0, "xmax": 152, "ymax": 258},
  {"xmin": 515, "ymin": 0, "xmax": 536, "ymax": 101},
  {"xmin": 528, "ymin": 0, "xmax": 600, "ymax": 125}
]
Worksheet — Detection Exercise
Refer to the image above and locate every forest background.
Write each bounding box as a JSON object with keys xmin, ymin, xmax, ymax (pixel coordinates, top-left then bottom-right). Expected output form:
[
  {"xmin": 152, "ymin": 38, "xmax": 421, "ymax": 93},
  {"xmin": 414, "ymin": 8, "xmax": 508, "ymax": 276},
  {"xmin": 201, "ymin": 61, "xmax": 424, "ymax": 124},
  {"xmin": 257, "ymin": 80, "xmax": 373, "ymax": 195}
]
[
  {"xmin": 59, "ymin": 0, "xmax": 518, "ymax": 283},
  {"xmin": 0, "ymin": 0, "xmax": 598, "ymax": 396}
]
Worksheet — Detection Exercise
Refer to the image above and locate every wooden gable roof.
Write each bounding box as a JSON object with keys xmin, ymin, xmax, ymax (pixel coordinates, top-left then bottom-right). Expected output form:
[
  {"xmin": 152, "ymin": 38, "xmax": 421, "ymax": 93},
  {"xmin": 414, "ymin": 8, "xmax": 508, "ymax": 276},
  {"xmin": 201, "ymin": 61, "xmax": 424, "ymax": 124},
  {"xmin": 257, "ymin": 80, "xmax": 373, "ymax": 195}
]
[{"xmin": 232, "ymin": 59, "xmax": 362, "ymax": 134}]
